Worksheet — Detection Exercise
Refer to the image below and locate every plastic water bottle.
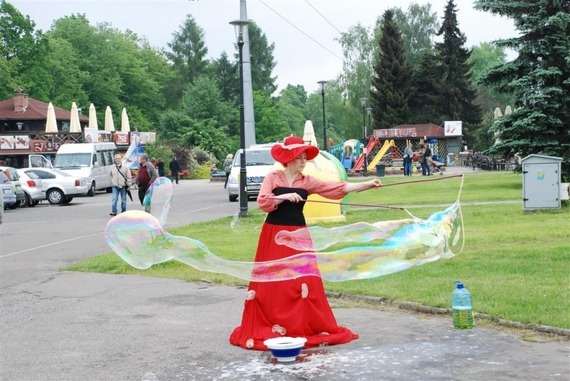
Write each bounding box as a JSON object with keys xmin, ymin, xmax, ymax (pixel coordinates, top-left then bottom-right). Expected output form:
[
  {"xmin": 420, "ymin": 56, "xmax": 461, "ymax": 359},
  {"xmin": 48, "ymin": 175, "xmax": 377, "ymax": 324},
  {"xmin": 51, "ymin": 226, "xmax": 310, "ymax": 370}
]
[{"xmin": 452, "ymin": 281, "xmax": 473, "ymax": 329}]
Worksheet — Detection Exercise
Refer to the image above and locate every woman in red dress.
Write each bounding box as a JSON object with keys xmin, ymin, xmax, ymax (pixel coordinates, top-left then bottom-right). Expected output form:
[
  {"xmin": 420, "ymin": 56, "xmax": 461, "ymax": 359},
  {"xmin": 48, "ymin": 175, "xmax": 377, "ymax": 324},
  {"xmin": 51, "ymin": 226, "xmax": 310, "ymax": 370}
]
[{"xmin": 230, "ymin": 136, "xmax": 382, "ymax": 350}]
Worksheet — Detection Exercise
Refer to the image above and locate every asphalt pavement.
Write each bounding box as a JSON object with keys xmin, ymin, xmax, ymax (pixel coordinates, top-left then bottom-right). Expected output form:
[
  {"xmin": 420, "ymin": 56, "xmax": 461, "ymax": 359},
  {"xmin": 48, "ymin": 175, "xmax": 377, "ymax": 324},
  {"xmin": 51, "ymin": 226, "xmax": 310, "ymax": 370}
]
[{"xmin": 1, "ymin": 172, "xmax": 569, "ymax": 381}]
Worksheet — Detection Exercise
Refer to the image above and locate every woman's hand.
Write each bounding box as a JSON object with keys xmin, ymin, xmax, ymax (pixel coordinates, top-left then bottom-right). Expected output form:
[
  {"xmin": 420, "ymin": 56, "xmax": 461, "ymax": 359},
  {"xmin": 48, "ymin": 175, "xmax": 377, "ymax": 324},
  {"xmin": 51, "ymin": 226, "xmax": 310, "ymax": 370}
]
[
  {"xmin": 277, "ymin": 192, "xmax": 304, "ymax": 203},
  {"xmin": 367, "ymin": 179, "xmax": 382, "ymax": 189}
]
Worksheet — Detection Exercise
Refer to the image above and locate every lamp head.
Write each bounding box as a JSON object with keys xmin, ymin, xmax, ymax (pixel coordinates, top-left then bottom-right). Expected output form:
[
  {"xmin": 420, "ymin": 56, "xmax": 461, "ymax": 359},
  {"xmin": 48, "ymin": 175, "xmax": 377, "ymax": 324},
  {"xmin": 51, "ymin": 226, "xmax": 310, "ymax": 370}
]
[
  {"xmin": 229, "ymin": 20, "xmax": 249, "ymax": 43},
  {"xmin": 317, "ymin": 80, "xmax": 328, "ymax": 93},
  {"xmin": 360, "ymin": 97, "xmax": 368, "ymax": 107}
]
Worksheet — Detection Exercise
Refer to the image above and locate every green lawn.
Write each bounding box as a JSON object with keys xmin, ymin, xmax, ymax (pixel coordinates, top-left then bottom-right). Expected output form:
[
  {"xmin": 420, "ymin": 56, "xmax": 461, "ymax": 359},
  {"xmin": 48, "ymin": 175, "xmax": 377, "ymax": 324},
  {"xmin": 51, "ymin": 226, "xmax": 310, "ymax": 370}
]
[{"xmin": 66, "ymin": 172, "xmax": 570, "ymax": 329}]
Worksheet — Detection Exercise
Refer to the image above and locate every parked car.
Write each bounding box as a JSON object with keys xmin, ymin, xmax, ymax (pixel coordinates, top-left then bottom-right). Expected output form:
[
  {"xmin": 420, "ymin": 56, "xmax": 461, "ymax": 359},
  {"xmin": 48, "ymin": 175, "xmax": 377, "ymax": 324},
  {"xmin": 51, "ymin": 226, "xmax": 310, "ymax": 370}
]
[
  {"xmin": 0, "ymin": 166, "xmax": 25, "ymax": 209},
  {"xmin": 227, "ymin": 144, "xmax": 276, "ymax": 202},
  {"xmin": 16, "ymin": 169, "xmax": 47, "ymax": 207},
  {"xmin": 23, "ymin": 168, "xmax": 89, "ymax": 204},
  {"xmin": 0, "ymin": 171, "xmax": 17, "ymax": 210}
]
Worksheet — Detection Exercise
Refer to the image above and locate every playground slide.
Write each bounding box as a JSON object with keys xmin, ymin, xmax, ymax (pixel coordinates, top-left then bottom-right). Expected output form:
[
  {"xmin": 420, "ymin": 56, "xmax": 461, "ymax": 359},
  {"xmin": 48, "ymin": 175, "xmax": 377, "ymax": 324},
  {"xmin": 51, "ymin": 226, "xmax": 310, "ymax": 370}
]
[
  {"xmin": 367, "ymin": 140, "xmax": 395, "ymax": 171},
  {"xmin": 351, "ymin": 138, "xmax": 379, "ymax": 172}
]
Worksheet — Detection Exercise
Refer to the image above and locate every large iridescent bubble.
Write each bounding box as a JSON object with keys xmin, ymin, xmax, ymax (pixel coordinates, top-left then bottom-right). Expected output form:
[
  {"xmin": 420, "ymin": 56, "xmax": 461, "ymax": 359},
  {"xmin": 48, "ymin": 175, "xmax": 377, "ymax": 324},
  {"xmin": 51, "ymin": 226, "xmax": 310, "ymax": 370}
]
[
  {"xmin": 104, "ymin": 193, "xmax": 463, "ymax": 282},
  {"xmin": 143, "ymin": 177, "xmax": 173, "ymax": 226}
]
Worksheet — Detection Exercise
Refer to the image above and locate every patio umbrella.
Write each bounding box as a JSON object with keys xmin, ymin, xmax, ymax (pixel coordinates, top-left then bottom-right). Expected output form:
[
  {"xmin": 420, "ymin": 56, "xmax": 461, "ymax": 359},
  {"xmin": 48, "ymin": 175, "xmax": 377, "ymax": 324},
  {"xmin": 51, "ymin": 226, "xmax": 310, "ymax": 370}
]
[
  {"xmin": 121, "ymin": 108, "xmax": 130, "ymax": 132},
  {"xmin": 69, "ymin": 102, "xmax": 82, "ymax": 133},
  {"xmin": 302, "ymin": 120, "xmax": 318, "ymax": 147},
  {"xmin": 88, "ymin": 103, "xmax": 98, "ymax": 129},
  {"xmin": 104, "ymin": 106, "xmax": 115, "ymax": 132},
  {"xmin": 45, "ymin": 102, "xmax": 58, "ymax": 133}
]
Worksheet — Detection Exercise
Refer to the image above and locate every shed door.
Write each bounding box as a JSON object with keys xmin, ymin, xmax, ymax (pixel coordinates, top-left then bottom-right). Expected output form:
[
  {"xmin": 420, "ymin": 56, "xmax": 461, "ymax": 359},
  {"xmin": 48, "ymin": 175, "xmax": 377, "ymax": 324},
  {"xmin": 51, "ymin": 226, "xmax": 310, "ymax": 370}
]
[{"xmin": 523, "ymin": 163, "xmax": 559, "ymax": 208}]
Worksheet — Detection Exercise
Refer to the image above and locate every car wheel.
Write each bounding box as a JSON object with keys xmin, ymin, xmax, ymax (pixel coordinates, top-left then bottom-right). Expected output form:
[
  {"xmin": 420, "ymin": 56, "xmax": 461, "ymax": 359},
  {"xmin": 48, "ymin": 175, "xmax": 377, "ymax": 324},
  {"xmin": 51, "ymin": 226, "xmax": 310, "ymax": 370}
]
[
  {"xmin": 47, "ymin": 189, "xmax": 64, "ymax": 204},
  {"xmin": 87, "ymin": 182, "xmax": 96, "ymax": 197},
  {"xmin": 31, "ymin": 200, "xmax": 39, "ymax": 207},
  {"xmin": 62, "ymin": 196, "xmax": 73, "ymax": 204},
  {"xmin": 229, "ymin": 194, "xmax": 238, "ymax": 202},
  {"xmin": 22, "ymin": 193, "xmax": 32, "ymax": 207}
]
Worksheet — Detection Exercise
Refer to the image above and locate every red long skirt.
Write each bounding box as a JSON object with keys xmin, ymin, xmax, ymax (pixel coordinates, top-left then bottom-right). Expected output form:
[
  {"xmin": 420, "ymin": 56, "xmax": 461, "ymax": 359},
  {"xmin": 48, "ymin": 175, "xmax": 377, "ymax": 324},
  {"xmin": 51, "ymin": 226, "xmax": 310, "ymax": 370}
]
[{"xmin": 229, "ymin": 222, "xmax": 358, "ymax": 350}]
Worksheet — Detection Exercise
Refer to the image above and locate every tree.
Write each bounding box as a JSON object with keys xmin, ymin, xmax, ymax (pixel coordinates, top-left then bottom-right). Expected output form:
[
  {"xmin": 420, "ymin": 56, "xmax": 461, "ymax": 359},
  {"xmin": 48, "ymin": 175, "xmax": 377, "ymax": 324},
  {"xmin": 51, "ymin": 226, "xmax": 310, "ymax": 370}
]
[
  {"xmin": 434, "ymin": 0, "xmax": 482, "ymax": 141},
  {"xmin": 276, "ymin": 85, "xmax": 307, "ymax": 137},
  {"xmin": 208, "ymin": 51, "xmax": 238, "ymax": 103},
  {"xmin": 475, "ymin": 0, "xmax": 570, "ymax": 179},
  {"xmin": 409, "ymin": 51, "xmax": 443, "ymax": 124},
  {"xmin": 370, "ymin": 9, "xmax": 414, "ymax": 129},
  {"xmin": 0, "ymin": 0, "xmax": 50, "ymax": 98},
  {"xmin": 247, "ymin": 22, "xmax": 277, "ymax": 96},
  {"xmin": 253, "ymin": 91, "xmax": 288, "ymax": 143},
  {"xmin": 166, "ymin": 14, "xmax": 209, "ymax": 103},
  {"xmin": 391, "ymin": 3, "xmax": 440, "ymax": 71}
]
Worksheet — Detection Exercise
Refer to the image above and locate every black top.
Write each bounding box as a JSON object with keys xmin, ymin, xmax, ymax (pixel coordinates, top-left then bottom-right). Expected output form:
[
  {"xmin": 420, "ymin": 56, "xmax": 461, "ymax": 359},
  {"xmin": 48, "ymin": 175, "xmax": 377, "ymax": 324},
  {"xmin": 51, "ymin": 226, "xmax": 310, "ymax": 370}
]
[{"xmin": 265, "ymin": 187, "xmax": 308, "ymax": 226}]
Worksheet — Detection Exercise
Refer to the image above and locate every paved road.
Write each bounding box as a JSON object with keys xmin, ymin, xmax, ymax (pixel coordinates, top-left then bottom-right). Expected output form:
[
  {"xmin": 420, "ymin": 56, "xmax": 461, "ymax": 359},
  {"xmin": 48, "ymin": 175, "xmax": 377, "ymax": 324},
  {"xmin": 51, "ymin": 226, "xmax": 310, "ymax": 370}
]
[{"xmin": 1, "ymin": 177, "xmax": 568, "ymax": 381}]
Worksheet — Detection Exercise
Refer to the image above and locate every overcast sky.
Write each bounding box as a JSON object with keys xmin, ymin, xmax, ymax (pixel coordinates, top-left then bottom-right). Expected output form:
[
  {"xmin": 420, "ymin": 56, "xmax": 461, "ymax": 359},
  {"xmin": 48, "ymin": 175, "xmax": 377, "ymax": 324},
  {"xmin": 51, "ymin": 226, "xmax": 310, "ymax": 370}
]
[{"xmin": 11, "ymin": 0, "xmax": 517, "ymax": 93}]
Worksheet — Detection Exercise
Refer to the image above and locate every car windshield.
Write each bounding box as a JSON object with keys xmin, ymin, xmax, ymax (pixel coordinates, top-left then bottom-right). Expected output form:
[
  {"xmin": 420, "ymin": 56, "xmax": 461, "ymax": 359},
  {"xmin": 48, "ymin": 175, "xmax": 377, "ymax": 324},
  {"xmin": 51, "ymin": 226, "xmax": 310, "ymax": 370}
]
[
  {"xmin": 234, "ymin": 150, "xmax": 275, "ymax": 166},
  {"xmin": 53, "ymin": 153, "xmax": 91, "ymax": 169}
]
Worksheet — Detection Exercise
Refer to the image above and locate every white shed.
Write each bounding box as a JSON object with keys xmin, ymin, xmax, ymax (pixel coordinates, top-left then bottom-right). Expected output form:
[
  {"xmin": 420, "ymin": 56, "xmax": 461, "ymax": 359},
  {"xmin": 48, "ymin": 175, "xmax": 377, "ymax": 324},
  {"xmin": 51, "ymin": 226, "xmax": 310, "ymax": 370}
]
[{"xmin": 521, "ymin": 154, "xmax": 562, "ymax": 210}]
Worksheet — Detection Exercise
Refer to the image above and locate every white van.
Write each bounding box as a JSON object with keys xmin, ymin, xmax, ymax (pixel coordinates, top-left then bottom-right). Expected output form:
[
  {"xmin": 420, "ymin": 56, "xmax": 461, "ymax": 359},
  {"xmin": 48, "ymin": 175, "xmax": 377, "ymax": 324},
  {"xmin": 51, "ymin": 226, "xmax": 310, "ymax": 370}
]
[
  {"xmin": 227, "ymin": 143, "xmax": 276, "ymax": 202},
  {"xmin": 53, "ymin": 143, "xmax": 117, "ymax": 196}
]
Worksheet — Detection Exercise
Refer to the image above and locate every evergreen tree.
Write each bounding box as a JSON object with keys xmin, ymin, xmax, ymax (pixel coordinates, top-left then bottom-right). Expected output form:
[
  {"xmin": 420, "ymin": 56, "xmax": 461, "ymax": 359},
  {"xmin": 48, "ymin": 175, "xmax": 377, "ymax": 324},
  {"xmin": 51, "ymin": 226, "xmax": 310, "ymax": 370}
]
[
  {"xmin": 434, "ymin": 0, "xmax": 482, "ymax": 130},
  {"xmin": 475, "ymin": 0, "xmax": 570, "ymax": 179},
  {"xmin": 247, "ymin": 22, "xmax": 277, "ymax": 96},
  {"xmin": 370, "ymin": 9, "xmax": 414, "ymax": 129},
  {"xmin": 166, "ymin": 14, "xmax": 209, "ymax": 104},
  {"xmin": 409, "ymin": 51, "xmax": 443, "ymax": 124},
  {"xmin": 208, "ymin": 51, "xmax": 238, "ymax": 103}
]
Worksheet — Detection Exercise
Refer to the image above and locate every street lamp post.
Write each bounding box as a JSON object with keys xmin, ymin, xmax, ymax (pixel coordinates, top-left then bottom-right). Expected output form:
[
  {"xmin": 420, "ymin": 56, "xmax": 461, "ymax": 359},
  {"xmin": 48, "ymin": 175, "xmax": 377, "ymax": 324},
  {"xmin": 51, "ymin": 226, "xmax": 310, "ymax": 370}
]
[
  {"xmin": 360, "ymin": 97, "xmax": 368, "ymax": 176},
  {"xmin": 317, "ymin": 80, "xmax": 328, "ymax": 150},
  {"xmin": 230, "ymin": 19, "xmax": 250, "ymax": 217},
  {"xmin": 366, "ymin": 107, "xmax": 372, "ymax": 134}
]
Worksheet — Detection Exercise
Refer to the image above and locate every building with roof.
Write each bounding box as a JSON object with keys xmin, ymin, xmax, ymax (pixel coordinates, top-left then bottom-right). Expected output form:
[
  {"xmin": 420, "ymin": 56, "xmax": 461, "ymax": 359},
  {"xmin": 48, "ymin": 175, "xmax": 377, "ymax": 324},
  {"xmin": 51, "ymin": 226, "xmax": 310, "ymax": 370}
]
[{"xmin": 0, "ymin": 91, "xmax": 90, "ymax": 166}]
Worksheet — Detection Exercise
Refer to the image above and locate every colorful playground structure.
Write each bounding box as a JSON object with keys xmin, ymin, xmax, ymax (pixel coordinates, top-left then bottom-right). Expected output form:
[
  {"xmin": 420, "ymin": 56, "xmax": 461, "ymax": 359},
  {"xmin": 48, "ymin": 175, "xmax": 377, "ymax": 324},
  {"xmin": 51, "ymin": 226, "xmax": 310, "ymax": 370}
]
[{"xmin": 329, "ymin": 137, "xmax": 446, "ymax": 176}]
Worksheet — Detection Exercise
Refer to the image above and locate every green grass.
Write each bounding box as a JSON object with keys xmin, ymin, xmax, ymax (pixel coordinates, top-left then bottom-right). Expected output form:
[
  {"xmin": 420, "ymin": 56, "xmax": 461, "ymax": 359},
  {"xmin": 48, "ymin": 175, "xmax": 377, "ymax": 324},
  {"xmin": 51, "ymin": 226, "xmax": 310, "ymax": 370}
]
[{"xmin": 65, "ymin": 172, "xmax": 570, "ymax": 329}]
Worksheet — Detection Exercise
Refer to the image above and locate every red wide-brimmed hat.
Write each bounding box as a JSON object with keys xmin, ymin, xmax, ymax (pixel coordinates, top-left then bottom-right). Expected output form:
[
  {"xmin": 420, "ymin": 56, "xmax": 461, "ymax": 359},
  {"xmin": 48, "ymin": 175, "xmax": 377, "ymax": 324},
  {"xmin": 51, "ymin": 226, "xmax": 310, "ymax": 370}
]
[{"xmin": 271, "ymin": 136, "xmax": 320, "ymax": 164}]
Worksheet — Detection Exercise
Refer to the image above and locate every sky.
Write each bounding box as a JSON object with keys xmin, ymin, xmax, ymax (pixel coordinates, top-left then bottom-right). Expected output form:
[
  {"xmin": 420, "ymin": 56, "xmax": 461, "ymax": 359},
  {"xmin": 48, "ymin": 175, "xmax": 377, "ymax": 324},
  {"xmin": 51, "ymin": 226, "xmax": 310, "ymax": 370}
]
[{"xmin": 11, "ymin": 0, "xmax": 518, "ymax": 94}]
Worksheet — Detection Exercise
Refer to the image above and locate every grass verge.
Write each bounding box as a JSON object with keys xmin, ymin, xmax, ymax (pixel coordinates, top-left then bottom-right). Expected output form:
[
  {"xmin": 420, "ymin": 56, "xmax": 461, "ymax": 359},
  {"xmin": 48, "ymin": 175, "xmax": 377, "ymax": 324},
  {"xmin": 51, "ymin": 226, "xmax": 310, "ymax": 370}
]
[{"xmin": 65, "ymin": 172, "xmax": 570, "ymax": 330}]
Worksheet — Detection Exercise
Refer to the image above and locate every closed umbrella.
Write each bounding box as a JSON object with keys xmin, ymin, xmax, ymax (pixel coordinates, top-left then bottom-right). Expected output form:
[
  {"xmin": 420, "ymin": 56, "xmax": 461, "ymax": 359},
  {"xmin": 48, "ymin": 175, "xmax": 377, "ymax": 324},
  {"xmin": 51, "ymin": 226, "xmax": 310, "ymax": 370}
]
[
  {"xmin": 121, "ymin": 108, "xmax": 130, "ymax": 132},
  {"xmin": 302, "ymin": 120, "xmax": 318, "ymax": 147},
  {"xmin": 69, "ymin": 102, "xmax": 82, "ymax": 133},
  {"xmin": 104, "ymin": 106, "xmax": 115, "ymax": 132},
  {"xmin": 45, "ymin": 102, "xmax": 58, "ymax": 133},
  {"xmin": 88, "ymin": 103, "xmax": 98, "ymax": 129}
]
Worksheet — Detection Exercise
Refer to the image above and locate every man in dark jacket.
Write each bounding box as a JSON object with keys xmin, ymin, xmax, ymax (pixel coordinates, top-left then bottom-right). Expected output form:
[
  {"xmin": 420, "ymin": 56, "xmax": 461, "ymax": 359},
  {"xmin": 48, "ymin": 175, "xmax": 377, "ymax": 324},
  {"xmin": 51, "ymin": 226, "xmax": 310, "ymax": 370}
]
[
  {"xmin": 136, "ymin": 153, "xmax": 158, "ymax": 205},
  {"xmin": 169, "ymin": 156, "xmax": 182, "ymax": 184}
]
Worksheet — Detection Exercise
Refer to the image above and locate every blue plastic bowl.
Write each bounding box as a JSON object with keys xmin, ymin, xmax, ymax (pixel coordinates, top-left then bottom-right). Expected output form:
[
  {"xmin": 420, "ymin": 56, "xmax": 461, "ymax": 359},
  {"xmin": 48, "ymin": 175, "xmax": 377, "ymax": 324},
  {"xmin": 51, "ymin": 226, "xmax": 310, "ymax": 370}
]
[{"xmin": 263, "ymin": 337, "xmax": 307, "ymax": 363}]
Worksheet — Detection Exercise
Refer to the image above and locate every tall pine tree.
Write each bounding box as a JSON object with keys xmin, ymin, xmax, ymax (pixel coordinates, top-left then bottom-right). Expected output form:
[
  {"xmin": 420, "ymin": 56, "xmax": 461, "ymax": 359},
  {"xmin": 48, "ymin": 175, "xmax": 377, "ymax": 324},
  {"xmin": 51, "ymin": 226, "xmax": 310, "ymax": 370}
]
[
  {"xmin": 475, "ymin": 0, "xmax": 570, "ymax": 179},
  {"xmin": 434, "ymin": 0, "xmax": 481, "ymax": 129},
  {"xmin": 370, "ymin": 9, "xmax": 414, "ymax": 129}
]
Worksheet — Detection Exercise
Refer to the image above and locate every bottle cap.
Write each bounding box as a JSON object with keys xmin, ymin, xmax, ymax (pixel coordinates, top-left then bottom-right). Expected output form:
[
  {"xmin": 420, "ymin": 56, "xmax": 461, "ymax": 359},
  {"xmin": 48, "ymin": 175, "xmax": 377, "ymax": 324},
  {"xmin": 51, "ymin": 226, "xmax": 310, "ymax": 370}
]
[{"xmin": 457, "ymin": 283, "xmax": 464, "ymax": 289}]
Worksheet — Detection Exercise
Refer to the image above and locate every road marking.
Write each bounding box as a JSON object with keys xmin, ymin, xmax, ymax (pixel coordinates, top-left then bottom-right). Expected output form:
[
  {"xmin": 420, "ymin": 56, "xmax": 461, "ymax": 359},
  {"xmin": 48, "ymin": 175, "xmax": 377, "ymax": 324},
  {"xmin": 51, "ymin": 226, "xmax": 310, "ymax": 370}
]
[{"xmin": 0, "ymin": 233, "xmax": 100, "ymax": 259}]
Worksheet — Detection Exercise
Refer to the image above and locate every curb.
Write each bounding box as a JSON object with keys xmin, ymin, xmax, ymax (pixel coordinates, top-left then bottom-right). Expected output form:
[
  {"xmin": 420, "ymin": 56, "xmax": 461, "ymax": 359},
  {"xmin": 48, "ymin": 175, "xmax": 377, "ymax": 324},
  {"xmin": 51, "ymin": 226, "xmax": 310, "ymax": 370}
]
[{"xmin": 327, "ymin": 292, "xmax": 570, "ymax": 337}]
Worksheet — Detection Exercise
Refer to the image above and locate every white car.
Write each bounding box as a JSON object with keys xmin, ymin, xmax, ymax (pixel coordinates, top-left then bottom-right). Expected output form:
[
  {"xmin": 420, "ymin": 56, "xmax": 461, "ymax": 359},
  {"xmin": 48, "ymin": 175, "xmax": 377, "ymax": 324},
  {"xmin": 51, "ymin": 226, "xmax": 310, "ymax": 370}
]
[
  {"xmin": 23, "ymin": 168, "xmax": 89, "ymax": 205},
  {"xmin": 16, "ymin": 169, "xmax": 47, "ymax": 207},
  {"xmin": 1, "ymin": 171, "xmax": 17, "ymax": 210},
  {"xmin": 227, "ymin": 144, "xmax": 276, "ymax": 202}
]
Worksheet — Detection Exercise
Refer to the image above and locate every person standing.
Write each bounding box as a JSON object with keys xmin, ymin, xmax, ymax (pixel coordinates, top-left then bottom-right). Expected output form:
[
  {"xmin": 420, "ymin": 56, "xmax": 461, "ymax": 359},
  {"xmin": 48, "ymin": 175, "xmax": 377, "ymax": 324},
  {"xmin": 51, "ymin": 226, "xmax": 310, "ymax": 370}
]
[
  {"xmin": 229, "ymin": 136, "xmax": 382, "ymax": 351},
  {"xmin": 157, "ymin": 158, "xmax": 165, "ymax": 177},
  {"xmin": 419, "ymin": 143, "xmax": 431, "ymax": 176},
  {"xmin": 223, "ymin": 153, "xmax": 233, "ymax": 189},
  {"xmin": 109, "ymin": 154, "xmax": 132, "ymax": 216},
  {"xmin": 136, "ymin": 153, "xmax": 158, "ymax": 205},
  {"xmin": 169, "ymin": 156, "xmax": 181, "ymax": 184},
  {"xmin": 403, "ymin": 143, "xmax": 414, "ymax": 176}
]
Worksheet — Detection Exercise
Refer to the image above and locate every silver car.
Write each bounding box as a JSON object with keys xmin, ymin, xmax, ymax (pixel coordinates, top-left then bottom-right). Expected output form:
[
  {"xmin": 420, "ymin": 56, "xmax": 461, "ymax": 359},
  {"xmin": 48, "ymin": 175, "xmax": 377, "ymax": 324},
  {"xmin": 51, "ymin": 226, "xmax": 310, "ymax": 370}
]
[
  {"xmin": 16, "ymin": 169, "xmax": 47, "ymax": 207},
  {"xmin": 227, "ymin": 144, "xmax": 276, "ymax": 202},
  {"xmin": 24, "ymin": 168, "xmax": 89, "ymax": 205},
  {"xmin": 1, "ymin": 171, "xmax": 17, "ymax": 210}
]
